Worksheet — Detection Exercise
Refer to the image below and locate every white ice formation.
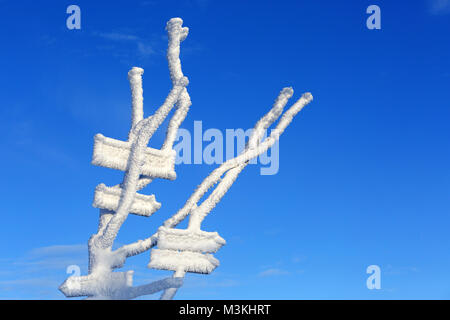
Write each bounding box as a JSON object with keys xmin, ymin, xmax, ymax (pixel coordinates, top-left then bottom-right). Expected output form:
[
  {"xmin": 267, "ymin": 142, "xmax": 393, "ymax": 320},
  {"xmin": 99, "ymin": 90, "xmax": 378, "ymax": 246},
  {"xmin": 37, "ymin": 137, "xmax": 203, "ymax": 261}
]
[{"xmin": 59, "ymin": 17, "xmax": 313, "ymax": 300}]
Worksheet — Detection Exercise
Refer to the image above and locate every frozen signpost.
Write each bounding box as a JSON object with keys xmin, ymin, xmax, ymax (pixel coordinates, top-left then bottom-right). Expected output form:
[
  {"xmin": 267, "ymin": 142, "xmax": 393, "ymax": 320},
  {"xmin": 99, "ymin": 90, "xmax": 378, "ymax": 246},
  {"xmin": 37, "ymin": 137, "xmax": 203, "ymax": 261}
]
[{"xmin": 59, "ymin": 17, "xmax": 313, "ymax": 300}]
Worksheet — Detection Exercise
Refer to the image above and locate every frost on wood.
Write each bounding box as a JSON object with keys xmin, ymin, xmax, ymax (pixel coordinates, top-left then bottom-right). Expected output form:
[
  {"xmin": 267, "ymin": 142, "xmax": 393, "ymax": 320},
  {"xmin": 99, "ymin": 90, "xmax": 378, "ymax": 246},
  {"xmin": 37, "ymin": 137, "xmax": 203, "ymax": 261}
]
[
  {"xmin": 59, "ymin": 17, "xmax": 190, "ymax": 300},
  {"xmin": 59, "ymin": 17, "xmax": 313, "ymax": 300},
  {"xmin": 93, "ymin": 184, "xmax": 161, "ymax": 217},
  {"xmin": 92, "ymin": 134, "xmax": 177, "ymax": 180}
]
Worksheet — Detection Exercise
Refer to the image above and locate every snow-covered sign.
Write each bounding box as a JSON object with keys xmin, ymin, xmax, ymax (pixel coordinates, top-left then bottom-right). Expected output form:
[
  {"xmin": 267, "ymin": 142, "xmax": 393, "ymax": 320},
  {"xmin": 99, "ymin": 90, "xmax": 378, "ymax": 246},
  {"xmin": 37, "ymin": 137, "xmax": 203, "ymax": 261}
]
[
  {"xmin": 149, "ymin": 226, "xmax": 225, "ymax": 274},
  {"xmin": 59, "ymin": 17, "xmax": 313, "ymax": 300},
  {"xmin": 92, "ymin": 133, "xmax": 177, "ymax": 180},
  {"xmin": 93, "ymin": 183, "xmax": 161, "ymax": 217}
]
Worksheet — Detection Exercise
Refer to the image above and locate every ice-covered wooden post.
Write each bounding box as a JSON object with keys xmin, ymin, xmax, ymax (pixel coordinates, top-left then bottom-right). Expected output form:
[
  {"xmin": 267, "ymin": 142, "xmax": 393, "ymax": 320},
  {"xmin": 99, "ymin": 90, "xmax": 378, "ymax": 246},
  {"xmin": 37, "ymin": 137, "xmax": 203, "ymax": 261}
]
[
  {"xmin": 59, "ymin": 17, "xmax": 313, "ymax": 300},
  {"xmin": 151, "ymin": 88, "xmax": 312, "ymax": 299},
  {"xmin": 59, "ymin": 18, "xmax": 191, "ymax": 300}
]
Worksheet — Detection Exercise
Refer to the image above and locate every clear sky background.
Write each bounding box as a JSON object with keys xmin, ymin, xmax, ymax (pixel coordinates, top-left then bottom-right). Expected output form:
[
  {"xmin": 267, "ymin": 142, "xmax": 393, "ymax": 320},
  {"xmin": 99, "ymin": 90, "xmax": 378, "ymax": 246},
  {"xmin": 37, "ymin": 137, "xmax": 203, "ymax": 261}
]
[{"xmin": 0, "ymin": 0, "xmax": 449, "ymax": 299}]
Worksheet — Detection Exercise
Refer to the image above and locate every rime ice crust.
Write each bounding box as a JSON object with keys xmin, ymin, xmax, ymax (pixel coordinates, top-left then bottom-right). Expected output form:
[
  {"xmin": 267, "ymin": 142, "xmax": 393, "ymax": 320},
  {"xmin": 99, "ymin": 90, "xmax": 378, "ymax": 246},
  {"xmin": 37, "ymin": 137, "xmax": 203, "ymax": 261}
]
[
  {"xmin": 93, "ymin": 184, "xmax": 161, "ymax": 217},
  {"xmin": 59, "ymin": 17, "xmax": 192, "ymax": 300},
  {"xmin": 149, "ymin": 249, "xmax": 220, "ymax": 274},
  {"xmin": 156, "ymin": 226, "xmax": 226, "ymax": 253},
  {"xmin": 148, "ymin": 226, "xmax": 225, "ymax": 276},
  {"xmin": 59, "ymin": 17, "xmax": 313, "ymax": 300},
  {"xmin": 92, "ymin": 134, "xmax": 177, "ymax": 180}
]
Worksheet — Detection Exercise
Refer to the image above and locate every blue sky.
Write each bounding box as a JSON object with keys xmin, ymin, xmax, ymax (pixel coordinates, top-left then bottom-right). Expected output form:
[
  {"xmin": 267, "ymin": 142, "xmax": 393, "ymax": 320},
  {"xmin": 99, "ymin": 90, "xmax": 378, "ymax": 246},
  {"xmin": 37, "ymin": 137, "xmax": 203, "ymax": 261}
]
[{"xmin": 0, "ymin": 0, "xmax": 449, "ymax": 299}]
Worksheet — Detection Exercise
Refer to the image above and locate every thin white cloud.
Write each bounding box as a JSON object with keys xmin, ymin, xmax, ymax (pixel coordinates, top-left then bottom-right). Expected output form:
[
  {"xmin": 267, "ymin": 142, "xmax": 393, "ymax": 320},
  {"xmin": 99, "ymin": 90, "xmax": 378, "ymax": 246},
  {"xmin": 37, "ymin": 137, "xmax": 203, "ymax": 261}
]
[
  {"xmin": 258, "ymin": 268, "xmax": 290, "ymax": 277},
  {"xmin": 429, "ymin": 0, "xmax": 450, "ymax": 14},
  {"xmin": 13, "ymin": 257, "xmax": 86, "ymax": 271},
  {"xmin": 29, "ymin": 244, "xmax": 86, "ymax": 257},
  {"xmin": 11, "ymin": 244, "xmax": 87, "ymax": 272},
  {"xmin": 292, "ymin": 254, "xmax": 307, "ymax": 264},
  {"xmin": 0, "ymin": 244, "xmax": 87, "ymax": 299},
  {"xmin": 96, "ymin": 32, "xmax": 139, "ymax": 41},
  {"xmin": 0, "ymin": 278, "xmax": 59, "ymax": 287},
  {"xmin": 183, "ymin": 276, "xmax": 240, "ymax": 288},
  {"xmin": 94, "ymin": 31, "xmax": 155, "ymax": 58},
  {"xmin": 137, "ymin": 42, "xmax": 155, "ymax": 56},
  {"xmin": 384, "ymin": 265, "xmax": 419, "ymax": 275}
]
